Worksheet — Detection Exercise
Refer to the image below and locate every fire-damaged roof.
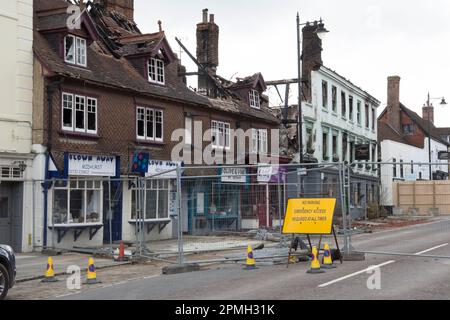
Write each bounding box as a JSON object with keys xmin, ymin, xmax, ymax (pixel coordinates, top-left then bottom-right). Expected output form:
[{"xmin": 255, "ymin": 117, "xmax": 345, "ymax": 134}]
[{"xmin": 33, "ymin": 0, "xmax": 279, "ymax": 124}]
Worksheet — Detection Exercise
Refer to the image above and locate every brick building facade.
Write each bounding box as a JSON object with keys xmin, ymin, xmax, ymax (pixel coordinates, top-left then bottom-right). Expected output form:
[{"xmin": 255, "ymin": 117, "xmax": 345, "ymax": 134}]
[{"xmin": 32, "ymin": 0, "xmax": 279, "ymax": 249}]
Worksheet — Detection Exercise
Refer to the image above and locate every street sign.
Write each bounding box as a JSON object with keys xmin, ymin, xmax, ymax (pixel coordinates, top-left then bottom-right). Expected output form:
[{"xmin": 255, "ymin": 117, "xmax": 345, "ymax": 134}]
[
  {"xmin": 438, "ymin": 151, "xmax": 450, "ymax": 160},
  {"xmin": 282, "ymin": 198, "xmax": 336, "ymax": 235},
  {"xmin": 355, "ymin": 144, "xmax": 370, "ymax": 161}
]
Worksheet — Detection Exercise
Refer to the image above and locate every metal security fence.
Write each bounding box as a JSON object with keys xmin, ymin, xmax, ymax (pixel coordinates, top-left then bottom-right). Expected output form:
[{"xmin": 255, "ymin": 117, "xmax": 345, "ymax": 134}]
[{"xmin": 348, "ymin": 161, "xmax": 450, "ymax": 259}]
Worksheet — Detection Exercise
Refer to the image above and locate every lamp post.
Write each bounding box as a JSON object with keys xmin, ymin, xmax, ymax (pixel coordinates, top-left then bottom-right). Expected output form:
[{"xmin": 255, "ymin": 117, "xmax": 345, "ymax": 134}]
[
  {"xmin": 296, "ymin": 13, "xmax": 328, "ymax": 164},
  {"xmin": 425, "ymin": 93, "xmax": 447, "ymax": 180}
]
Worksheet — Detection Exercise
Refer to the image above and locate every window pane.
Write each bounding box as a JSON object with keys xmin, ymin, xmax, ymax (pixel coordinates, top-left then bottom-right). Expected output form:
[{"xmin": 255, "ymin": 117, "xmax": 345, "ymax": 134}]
[
  {"xmin": 63, "ymin": 94, "xmax": 73, "ymax": 129},
  {"xmin": 65, "ymin": 36, "xmax": 75, "ymax": 63},
  {"xmin": 76, "ymin": 38, "xmax": 86, "ymax": 66},
  {"xmin": 145, "ymin": 190, "xmax": 157, "ymax": 219},
  {"xmin": 146, "ymin": 109, "xmax": 154, "ymax": 139},
  {"xmin": 158, "ymin": 190, "xmax": 169, "ymax": 219},
  {"xmin": 87, "ymin": 98, "xmax": 96, "ymax": 132},
  {"xmin": 155, "ymin": 110, "xmax": 163, "ymax": 140},
  {"xmin": 53, "ymin": 190, "xmax": 68, "ymax": 224},
  {"xmin": 131, "ymin": 190, "xmax": 137, "ymax": 220},
  {"xmin": 69, "ymin": 190, "xmax": 84, "ymax": 224},
  {"xmin": 86, "ymin": 190, "xmax": 100, "ymax": 223},
  {"xmin": 75, "ymin": 96, "xmax": 85, "ymax": 130},
  {"xmin": 137, "ymin": 108, "xmax": 145, "ymax": 138}
]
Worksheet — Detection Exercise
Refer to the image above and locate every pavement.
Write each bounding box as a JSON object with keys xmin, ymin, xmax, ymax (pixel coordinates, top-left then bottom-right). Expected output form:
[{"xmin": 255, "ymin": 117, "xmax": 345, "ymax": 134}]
[
  {"xmin": 14, "ymin": 252, "xmax": 130, "ymax": 282},
  {"xmin": 7, "ymin": 217, "xmax": 450, "ymax": 300}
]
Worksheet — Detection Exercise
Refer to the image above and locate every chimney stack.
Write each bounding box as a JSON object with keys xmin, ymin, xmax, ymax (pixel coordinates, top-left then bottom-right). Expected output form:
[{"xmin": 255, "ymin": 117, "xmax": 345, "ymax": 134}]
[
  {"xmin": 422, "ymin": 104, "xmax": 434, "ymax": 124},
  {"xmin": 387, "ymin": 76, "xmax": 401, "ymax": 133},
  {"xmin": 196, "ymin": 9, "xmax": 219, "ymax": 97},
  {"xmin": 302, "ymin": 21, "xmax": 325, "ymax": 103},
  {"xmin": 99, "ymin": 0, "xmax": 134, "ymax": 21}
]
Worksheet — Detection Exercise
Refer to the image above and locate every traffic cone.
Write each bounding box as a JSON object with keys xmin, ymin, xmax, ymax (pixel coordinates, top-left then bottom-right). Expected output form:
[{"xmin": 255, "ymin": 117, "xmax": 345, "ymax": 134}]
[
  {"xmin": 245, "ymin": 245, "xmax": 257, "ymax": 270},
  {"xmin": 322, "ymin": 243, "xmax": 337, "ymax": 269},
  {"xmin": 307, "ymin": 246, "xmax": 325, "ymax": 274},
  {"xmin": 86, "ymin": 257, "xmax": 100, "ymax": 284},
  {"xmin": 41, "ymin": 256, "xmax": 58, "ymax": 283}
]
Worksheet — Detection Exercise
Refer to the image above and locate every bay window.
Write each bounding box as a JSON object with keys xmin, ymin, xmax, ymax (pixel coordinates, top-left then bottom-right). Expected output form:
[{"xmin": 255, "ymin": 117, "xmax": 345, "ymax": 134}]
[
  {"xmin": 52, "ymin": 179, "xmax": 102, "ymax": 225},
  {"xmin": 62, "ymin": 92, "xmax": 97, "ymax": 134},
  {"xmin": 137, "ymin": 106, "xmax": 163, "ymax": 142},
  {"xmin": 64, "ymin": 35, "xmax": 87, "ymax": 67},
  {"xmin": 131, "ymin": 179, "xmax": 170, "ymax": 220}
]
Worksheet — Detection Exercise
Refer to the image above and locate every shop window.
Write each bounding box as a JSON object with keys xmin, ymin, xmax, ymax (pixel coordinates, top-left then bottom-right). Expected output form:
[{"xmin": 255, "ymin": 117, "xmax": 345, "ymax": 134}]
[
  {"xmin": 52, "ymin": 178, "xmax": 102, "ymax": 225},
  {"xmin": 131, "ymin": 179, "xmax": 170, "ymax": 220},
  {"xmin": 62, "ymin": 92, "xmax": 97, "ymax": 134}
]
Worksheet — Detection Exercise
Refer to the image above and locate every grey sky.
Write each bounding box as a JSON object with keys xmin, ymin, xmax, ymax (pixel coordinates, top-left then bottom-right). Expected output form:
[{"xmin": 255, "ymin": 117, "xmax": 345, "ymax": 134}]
[{"xmin": 134, "ymin": 0, "xmax": 450, "ymax": 127}]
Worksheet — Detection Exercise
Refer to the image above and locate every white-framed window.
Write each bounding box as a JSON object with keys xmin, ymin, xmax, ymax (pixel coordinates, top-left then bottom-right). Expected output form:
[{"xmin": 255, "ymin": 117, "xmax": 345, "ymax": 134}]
[
  {"xmin": 131, "ymin": 179, "xmax": 170, "ymax": 220},
  {"xmin": 52, "ymin": 178, "xmax": 102, "ymax": 225},
  {"xmin": 251, "ymin": 128, "xmax": 268, "ymax": 155},
  {"xmin": 64, "ymin": 35, "xmax": 87, "ymax": 67},
  {"xmin": 62, "ymin": 92, "xmax": 97, "ymax": 134},
  {"xmin": 148, "ymin": 58, "xmax": 165, "ymax": 85},
  {"xmin": 249, "ymin": 90, "xmax": 261, "ymax": 109},
  {"xmin": 136, "ymin": 106, "xmax": 164, "ymax": 142},
  {"xmin": 211, "ymin": 120, "xmax": 231, "ymax": 150}
]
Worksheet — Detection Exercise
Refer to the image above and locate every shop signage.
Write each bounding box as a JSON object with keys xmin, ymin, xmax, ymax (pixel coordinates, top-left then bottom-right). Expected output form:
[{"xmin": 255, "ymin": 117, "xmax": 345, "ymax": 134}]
[
  {"xmin": 221, "ymin": 167, "xmax": 247, "ymax": 183},
  {"xmin": 282, "ymin": 198, "xmax": 336, "ymax": 235},
  {"xmin": 68, "ymin": 154, "xmax": 116, "ymax": 177},
  {"xmin": 258, "ymin": 164, "xmax": 273, "ymax": 183},
  {"xmin": 146, "ymin": 160, "xmax": 182, "ymax": 179}
]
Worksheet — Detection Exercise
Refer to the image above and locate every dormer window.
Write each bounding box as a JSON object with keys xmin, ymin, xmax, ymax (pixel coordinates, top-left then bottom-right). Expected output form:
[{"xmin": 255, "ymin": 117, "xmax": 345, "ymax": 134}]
[
  {"xmin": 249, "ymin": 90, "xmax": 261, "ymax": 109},
  {"xmin": 64, "ymin": 35, "xmax": 87, "ymax": 67},
  {"xmin": 148, "ymin": 58, "xmax": 165, "ymax": 85}
]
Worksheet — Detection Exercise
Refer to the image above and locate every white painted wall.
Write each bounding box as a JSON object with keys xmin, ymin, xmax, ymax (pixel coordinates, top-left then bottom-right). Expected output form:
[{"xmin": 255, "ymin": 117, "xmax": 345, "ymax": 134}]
[
  {"xmin": 300, "ymin": 67, "xmax": 379, "ymax": 178},
  {"xmin": 0, "ymin": 0, "xmax": 34, "ymax": 253},
  {"xmin": 380, "ymin": 138, "xmax": 449, "ymax": 206}
]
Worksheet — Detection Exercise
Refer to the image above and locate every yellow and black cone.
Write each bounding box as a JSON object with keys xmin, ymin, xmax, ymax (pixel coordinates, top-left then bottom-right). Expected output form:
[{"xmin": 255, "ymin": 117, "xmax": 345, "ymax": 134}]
[
  {"xmin": 86, "ymin": 257, "xmax": 100, "ymax": 284},
  {"xmin": 322, "ymin": 243, "xmax": 337, "ymax": 269},
  {"xmin": 307, "ymin": 246, "xmax": 325, "ymax": 274},
  {"xmin": 41, "ymin": 256, "xmax": 58, "ymax": 283},
  {"xmin": 245, "ymin": 245, "xmax": 257, "ymax": 270}
]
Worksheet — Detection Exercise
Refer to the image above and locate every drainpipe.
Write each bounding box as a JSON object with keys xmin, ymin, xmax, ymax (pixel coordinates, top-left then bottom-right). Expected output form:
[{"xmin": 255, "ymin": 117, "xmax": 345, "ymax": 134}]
[{"xmin": 43, "ymin": 78, "xmax": 63, "ymax": 249}]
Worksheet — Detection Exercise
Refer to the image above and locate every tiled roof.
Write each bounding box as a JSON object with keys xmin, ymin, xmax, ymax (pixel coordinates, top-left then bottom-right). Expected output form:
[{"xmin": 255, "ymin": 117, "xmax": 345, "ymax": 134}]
[{"xmin": 33, "ymin": 0, "xmax": 279, "ymax": 124}]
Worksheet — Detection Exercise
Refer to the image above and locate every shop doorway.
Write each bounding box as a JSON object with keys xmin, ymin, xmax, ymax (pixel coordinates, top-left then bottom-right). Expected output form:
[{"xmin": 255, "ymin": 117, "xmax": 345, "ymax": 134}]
[
  {"xmin": 0, "ymin": 182, "xmax": 23, "ymax": 252},
  {"xmin": 103, "ymin": 181, "xmax": 123, "ymax": 243}
]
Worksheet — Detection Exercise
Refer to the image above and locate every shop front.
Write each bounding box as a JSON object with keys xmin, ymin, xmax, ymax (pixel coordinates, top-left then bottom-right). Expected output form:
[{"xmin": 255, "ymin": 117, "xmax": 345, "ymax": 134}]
[
  {"xmin": 122, "ymin": 160, "xmax": 180, "ymax": 242},
  {"xmin": 46, "ymin": 153, "xmax": 120, "ymax": 249}
]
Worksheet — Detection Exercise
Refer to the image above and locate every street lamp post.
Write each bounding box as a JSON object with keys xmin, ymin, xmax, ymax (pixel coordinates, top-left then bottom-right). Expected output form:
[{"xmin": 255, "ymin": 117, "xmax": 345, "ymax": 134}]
[
  {"xmin": 296, "ymin": 14, "xmax": 328, "ymax": 164},
  {"xmin": 425, "ymin": 93, "xmax": 447, "ymax": 180}
]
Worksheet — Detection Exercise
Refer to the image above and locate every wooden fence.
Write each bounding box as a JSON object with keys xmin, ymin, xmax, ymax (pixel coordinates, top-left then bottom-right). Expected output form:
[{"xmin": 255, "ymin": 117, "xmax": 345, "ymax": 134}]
[{"xmin": 393, "ymin": 180, "xmax": 450, "ymax": 215}]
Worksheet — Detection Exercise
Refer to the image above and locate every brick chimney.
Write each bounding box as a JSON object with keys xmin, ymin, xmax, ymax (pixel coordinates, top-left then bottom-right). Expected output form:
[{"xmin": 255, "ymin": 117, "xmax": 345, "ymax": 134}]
[
  {"xmin": 196, "ymin": 9, "xmax": 219, "ymax": 97},
  {"xmin": 302, "ymin": 21, "xmax": 325, "ymax": 102},
  {"xmin": 422, "ymin": 105, "xmax": 434, "ymax": 124},
  {"xmin": 99, "ymin": 0, "xmax": 134, "ymax": 20},
  {"xmin": 387, "ymin": 76, "xmax": 401, "ymax": 133}
]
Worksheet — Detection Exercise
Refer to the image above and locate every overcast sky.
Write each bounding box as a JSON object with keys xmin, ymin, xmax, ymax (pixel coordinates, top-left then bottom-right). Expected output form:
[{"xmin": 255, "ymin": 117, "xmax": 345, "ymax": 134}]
[{"xmin": 134, "ymin": 0, "xmax": 450, "ymax": 127}]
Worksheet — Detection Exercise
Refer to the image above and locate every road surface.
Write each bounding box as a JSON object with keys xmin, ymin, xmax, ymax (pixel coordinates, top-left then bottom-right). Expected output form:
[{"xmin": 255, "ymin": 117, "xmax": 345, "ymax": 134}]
[{"xmin": 56, "ymin": 218, "xmax": 450, "ymax": 300}]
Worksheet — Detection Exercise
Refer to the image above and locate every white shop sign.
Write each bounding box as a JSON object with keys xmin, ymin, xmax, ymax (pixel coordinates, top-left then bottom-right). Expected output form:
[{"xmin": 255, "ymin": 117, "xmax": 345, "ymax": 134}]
[
  {"xmin": 68, "ymin": 154, "xmax": 116, "ymax": 177},
  {"xmin": 257, "ymin": 164, "xmax": 273, "ymax": 183},
  {"xmin": 221, "ymin": 167, "xmax": 246, "ymax": 183},
  {"xmin": 146, "ymin": 160, "xmax": 182, "ymax": 179}
]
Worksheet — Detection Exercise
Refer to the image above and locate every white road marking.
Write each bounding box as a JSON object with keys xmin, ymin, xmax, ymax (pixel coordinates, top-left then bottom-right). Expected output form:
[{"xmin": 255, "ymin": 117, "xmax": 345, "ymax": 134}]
[
  {"xmin": 318, "ymin": 260, "xmax": 396, "ymax": 288},
  {"xmin": 415, "ymin": 243, "xmax": 448, "ymax": 255},
  {"xmin": 318, "ymin": 243, "xmax": 449, "ymax": 288}
]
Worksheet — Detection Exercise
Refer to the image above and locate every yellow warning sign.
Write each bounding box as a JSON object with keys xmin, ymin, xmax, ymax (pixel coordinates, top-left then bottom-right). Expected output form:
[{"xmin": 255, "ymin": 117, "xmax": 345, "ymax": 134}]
[{"xmin": 282, "ymin": 198, "xmax": 336, "ymax": 235}]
